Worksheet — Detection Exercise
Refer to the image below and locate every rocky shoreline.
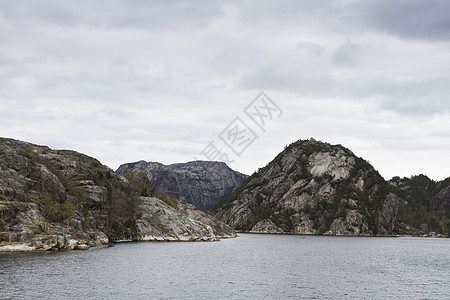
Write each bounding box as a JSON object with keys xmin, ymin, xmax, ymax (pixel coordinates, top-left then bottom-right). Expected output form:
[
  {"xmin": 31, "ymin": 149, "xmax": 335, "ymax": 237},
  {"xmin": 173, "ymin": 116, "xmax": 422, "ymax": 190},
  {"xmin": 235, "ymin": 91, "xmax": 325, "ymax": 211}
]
[
  {"xmin": 239, "ymin": 231, "xmax": 448, "ymax": 238},
  {"xmin": 0, "ymin": 138, "xmax": 236, "ymax": 252},
  {"xmin": 1, "ymin": 137, "xmax": 448, "ymax": 253}
]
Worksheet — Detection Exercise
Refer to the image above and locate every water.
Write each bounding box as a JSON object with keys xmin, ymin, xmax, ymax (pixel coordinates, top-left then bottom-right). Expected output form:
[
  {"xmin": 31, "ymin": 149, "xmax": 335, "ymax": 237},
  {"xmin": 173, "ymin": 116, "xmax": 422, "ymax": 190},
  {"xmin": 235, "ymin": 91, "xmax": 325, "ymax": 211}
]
[{"xmin": 1, "ymin": 234, "xmax": 449, "ymax": 299}]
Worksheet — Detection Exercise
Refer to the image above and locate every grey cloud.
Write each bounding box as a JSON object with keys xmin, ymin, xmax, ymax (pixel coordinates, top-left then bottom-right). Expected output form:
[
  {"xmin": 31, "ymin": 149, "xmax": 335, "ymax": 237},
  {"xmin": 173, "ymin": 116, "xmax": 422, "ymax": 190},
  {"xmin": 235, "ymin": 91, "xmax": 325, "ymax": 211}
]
[
  {"xmin": 239, "ymin": 67, "xmax": 338, "ymax": 98},
  {"xmin": 296, "ymin": 42, "xmax": 326, "ymax": 57},
  {"xmin": 353, "ymin": 77, "xmax": 450, "ymax": 116},
  {"xmin": 0, "ymin": 0, "xmax": 224, "ymax": 30},
  {"xmin": 235, "ymin": 0, "xmax": 346, "ymax": 25},
  {"xmin": 378, "ymin": 96, "xmax": 449, "ymax": 117},
  {"xmin": 357, "ymin": 0, "xmax": 450, "ymax": 41},
  {"xmin": 331, "ymin": 39, "xmax": 363, "ymax": 67},
  {"xmin": 0, "ymin": 1, "xmax": 82, "ymax": 27},
  {"xmin": 1, "ymin": 1, "xmax": 449, "ymax": 180},
  {"xmin": 240, "ymin": 66, "xmax": 450, "ymax": 117}
]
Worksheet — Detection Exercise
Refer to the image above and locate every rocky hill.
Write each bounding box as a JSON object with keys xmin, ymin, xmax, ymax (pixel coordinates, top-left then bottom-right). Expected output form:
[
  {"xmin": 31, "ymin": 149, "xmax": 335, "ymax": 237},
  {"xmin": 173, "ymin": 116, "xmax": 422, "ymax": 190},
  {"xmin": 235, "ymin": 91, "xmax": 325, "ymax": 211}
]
[
  {"xmin": 0, "ymin": 138, "xmax": 236, "ymax": 252},
  {"xmin": 116, "ymin": 160, "xmax": 247, "ymax": 211},
  {"xmin": 389, "ymin": 175, "xmax": 449, "ymax": 234},
  {"xmin": 212, "ymin": 139, "xmax": 401, "ymax": 236}
]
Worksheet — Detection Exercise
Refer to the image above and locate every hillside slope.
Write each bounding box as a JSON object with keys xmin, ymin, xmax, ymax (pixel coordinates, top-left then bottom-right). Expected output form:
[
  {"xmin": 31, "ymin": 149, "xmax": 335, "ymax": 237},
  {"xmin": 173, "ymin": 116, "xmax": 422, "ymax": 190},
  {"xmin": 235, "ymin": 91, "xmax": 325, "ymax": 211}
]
[
  {"xmin": 213, "ymin": 139, "xmax": 400, "ymax": 236},
  {"xmin": 389, "ymin": 175, "xmax": 449, "ymax": 234},
  {"xmin": 0, "ymin": 138, "xmax": 235, "ymax": 252}
]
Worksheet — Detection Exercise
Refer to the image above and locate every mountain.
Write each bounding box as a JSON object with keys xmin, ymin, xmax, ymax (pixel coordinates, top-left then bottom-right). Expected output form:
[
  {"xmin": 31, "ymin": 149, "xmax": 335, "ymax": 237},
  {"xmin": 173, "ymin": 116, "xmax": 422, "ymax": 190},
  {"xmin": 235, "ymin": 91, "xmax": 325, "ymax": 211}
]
[
  {"xmin": 116, "ymin": 160, "xmax": 248, "ymax": 211},
  {"xmin": 389, "ymin": 175, "xmax": 449, "ymax": 234},
  {"xmin": 212, "ymin": 139, "xmax": 401, "ymax": 236},
  {"xmin": 0, "ymin": 138, "xmax": 235, "ymax": 252}
]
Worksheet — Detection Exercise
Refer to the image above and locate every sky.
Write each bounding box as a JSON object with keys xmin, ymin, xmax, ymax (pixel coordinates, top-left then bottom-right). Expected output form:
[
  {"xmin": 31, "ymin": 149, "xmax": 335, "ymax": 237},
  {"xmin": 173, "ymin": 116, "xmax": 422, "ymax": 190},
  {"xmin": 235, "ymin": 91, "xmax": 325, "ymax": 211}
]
[{"xmin": 1, "ymin": 0, "xmax": 450, "ymax": 181}]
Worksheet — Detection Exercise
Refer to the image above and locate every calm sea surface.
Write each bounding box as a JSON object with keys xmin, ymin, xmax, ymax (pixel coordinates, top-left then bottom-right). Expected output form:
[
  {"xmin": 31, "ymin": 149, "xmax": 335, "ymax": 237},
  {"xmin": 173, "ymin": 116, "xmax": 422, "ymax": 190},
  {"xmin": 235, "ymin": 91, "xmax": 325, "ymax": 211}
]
[{"xmin": 1, "ymin": 234, "xmax": 449, "ymax": 299}]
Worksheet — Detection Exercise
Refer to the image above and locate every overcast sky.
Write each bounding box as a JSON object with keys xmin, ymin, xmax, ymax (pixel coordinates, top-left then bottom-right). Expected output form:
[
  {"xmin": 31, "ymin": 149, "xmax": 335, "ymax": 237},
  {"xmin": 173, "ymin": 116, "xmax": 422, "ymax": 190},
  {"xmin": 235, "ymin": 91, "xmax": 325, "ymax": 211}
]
[{"xmin": 1, "ymin": 0, "xmax": 449, "ymax": 180}]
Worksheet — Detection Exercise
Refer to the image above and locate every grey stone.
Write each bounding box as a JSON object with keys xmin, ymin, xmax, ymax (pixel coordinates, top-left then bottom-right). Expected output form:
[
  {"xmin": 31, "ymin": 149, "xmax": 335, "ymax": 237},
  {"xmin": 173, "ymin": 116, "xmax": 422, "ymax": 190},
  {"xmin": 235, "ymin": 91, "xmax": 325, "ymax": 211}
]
[
  {"xmin": 0, "ymin": 137, "xmax": 235, "ymax": 252},
  {"xmin": 250, "ymin": 219, "xmax": 283, "ymax": 233},
  {"xmin": 431, "ymin": 186, "xmax": 450, "ymax": 210},
  {"xmin": 214, "ymin": 139, "xmax": 400, "ymax": 236},
  {"xmin": 116, "ymin": 160, "xmax": 247, "ymax": 211}
]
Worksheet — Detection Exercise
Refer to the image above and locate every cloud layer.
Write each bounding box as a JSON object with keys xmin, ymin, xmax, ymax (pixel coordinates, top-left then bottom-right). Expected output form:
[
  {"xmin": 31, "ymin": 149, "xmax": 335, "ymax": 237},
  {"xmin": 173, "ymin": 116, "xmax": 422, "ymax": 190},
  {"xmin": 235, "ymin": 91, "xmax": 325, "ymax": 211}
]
[{"xmin": 1, "ymin": 0, "xmax": 449, "ymax": 180}]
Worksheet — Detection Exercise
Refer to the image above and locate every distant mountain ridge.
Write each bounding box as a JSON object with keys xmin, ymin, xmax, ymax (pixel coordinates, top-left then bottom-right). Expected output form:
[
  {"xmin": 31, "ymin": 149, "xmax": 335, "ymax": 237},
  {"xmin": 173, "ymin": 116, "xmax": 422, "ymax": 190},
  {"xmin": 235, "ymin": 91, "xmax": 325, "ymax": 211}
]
[{"xmin": 116, "ymin": 160, "xmax": 248, "ymax": 211}]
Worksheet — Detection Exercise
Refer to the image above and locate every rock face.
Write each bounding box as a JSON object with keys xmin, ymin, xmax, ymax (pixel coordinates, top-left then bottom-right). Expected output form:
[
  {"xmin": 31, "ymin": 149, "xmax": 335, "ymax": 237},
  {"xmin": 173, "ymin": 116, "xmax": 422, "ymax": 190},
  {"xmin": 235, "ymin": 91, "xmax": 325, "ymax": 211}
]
[
  {"xmin": 213, "ymin": 139, "xmax": 400, "ymax": 236},
  {"xmin": 136, "ymin": 197, "xmax": 234, "ymax": 241},
  {"xmin": 125, "ymin": 168, "xmax": 235, "ymax": 241},
  {"xmin": 0, "ymin": 138, "xmax": 235, "ymax": 252},
  {"xmin": 250, "ymin": 219, "xmax": 283, "ymax": 233},
  {"xmin": 431, "ymin": 186, "xmax": 450, "ymax": 211},
  {"xmin": 116, "ymin": 160, "xmax": 248, "ymax": 211}
]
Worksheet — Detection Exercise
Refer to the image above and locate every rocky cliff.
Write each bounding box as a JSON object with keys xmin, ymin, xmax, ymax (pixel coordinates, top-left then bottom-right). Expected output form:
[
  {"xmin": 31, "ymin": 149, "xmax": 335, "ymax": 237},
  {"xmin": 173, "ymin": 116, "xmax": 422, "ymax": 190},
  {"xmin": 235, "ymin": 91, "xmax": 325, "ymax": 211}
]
[
  {"xmin": 124, "ymin": 168, "xmax": 236, "ymax": 241},
  {"xmin": 0, "ymin": 138, "xmax": 236, "ymax": 252},
  {"xmin": 212, "ymin": 139, "xmax": 400, "ymax": 236},
  {"xmin": 116, "ymin": 160, "xmax": 248, "ymax": 211}
]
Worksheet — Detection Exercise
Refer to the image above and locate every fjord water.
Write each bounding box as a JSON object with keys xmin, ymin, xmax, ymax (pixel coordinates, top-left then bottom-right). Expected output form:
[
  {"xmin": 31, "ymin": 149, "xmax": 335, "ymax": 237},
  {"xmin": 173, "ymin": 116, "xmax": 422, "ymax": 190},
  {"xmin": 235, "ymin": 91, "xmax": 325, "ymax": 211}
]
[{"xmin": 1, "ymin": 234, "xmax": 449, "ymax": 299}]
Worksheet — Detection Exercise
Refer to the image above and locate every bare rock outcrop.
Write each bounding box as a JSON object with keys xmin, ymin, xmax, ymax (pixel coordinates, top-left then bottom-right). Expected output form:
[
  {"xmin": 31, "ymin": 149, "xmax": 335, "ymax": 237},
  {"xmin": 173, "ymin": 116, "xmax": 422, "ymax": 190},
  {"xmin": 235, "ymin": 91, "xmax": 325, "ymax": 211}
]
[
  {"xmin": 0, "ymin": 137, "xmax": 235, "ymax": 252},
  {"xmin": 250, "ymin": 219, "xmax": 283, "ymax": 233},
  {"xmin": 213, "ymin": 139, "xmax": 399, "ymax": 236},
  {"xmin": 124, "ymin": 168, "xmax": 236, "ymax": 241},
  {"xmin": 431, "ymin": 186, "xmax": 450, "ymax": 211},
  {"xmin": 116, "ymin": 160, "xmax": 247, "ymax": 211}
]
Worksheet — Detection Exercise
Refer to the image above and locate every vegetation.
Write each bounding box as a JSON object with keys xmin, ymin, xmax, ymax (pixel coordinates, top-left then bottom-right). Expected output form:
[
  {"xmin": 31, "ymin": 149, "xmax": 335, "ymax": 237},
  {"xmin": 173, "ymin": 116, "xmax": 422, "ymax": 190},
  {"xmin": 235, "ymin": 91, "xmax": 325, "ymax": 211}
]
[
  {"xmin": 212, "ymin": 138, "xmax": 432, "ymax": 235},
  {"xmin": 390, "ymin": 175, "xmax": 449, "ymax": 234},
  {"xmin": 38, "ymin": 195, "xmax": 76, "ymax": 223},
  {"xmin": 20, "ymin": 144, "xmax": 145, "ymax": 240}
]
